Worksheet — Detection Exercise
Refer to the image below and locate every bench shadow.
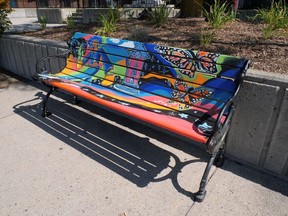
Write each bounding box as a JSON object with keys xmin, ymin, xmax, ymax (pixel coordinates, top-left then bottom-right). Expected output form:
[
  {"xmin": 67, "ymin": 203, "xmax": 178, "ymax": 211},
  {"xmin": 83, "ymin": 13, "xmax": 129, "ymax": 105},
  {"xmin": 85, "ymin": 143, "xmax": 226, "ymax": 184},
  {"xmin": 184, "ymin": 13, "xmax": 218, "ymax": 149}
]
[
  {"xmin": 13, "ymin": 90, "xmax": 209, "ymax": 200},
  {"xmin": 5, "ymin": 69, "xmax": 288, "ymax": 199}
]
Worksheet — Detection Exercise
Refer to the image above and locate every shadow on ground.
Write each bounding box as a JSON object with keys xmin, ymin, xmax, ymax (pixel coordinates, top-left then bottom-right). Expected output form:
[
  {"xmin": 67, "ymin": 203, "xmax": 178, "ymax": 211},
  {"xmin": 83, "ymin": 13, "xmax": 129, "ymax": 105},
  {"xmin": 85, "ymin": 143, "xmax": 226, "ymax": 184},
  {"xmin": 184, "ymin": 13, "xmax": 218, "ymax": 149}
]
[
  {"xmin": 10, "ymin": 82, "xmax": 288, "ymax": 199},
  {"xmin": 13, "ymin": 89, "xmax": 211, "ymax": 200},
  {"xmin": 7, "ymin": 70, "xmax": 288, "ymax": 199}
]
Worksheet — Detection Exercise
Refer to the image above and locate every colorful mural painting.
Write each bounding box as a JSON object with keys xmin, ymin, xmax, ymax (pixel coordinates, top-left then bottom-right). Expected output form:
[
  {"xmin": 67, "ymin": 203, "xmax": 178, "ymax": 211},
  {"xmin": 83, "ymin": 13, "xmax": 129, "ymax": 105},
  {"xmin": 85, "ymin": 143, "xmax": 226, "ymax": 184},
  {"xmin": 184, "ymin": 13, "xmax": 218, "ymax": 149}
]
[{"xmin": 37, "ymin": 32, "xmax": 247, "ymax": 143}]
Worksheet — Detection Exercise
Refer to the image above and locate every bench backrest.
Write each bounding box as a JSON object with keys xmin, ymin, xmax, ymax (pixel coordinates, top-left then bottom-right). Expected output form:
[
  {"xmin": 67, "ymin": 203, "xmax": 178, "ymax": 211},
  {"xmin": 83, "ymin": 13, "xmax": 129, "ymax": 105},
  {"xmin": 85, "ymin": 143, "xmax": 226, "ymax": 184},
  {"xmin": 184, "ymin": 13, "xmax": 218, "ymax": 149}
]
[{"xmin": 53, "ymin": 32, "xmax": 249, "ymax": 142}]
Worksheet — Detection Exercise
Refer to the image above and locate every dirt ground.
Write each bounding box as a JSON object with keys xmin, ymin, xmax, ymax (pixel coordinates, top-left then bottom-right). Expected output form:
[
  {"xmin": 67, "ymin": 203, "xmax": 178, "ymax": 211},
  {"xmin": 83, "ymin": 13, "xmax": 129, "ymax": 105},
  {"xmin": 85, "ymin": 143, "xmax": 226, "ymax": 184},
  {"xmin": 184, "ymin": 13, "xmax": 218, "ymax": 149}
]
[{"xmin": 18, "ymin": 17, "xmax": 288, "ymax": 74}]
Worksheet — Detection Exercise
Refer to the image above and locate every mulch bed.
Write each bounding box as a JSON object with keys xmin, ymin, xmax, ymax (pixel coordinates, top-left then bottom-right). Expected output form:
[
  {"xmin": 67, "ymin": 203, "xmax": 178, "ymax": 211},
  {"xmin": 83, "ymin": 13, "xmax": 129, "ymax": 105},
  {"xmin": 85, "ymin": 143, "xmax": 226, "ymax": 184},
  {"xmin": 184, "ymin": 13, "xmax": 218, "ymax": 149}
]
[{"xmin": 16, "ymin": 17, "xmax": 288, "ymax": 74}]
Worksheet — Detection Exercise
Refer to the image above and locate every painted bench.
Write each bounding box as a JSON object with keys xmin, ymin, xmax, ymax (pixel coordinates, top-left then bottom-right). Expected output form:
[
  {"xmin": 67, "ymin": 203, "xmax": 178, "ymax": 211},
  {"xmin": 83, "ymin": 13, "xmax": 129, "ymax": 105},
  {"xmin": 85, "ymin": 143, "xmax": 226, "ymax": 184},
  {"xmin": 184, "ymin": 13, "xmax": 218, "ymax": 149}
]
[{"xmin": 34, "ymin": 32, "xmax": 250, "ymax": 202}]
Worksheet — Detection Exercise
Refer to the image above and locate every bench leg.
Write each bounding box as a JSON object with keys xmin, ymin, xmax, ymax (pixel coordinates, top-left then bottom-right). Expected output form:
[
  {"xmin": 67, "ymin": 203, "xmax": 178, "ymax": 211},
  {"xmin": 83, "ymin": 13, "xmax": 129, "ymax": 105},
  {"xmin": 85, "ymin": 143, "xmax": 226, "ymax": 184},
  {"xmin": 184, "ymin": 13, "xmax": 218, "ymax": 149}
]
[
  {"xmin": 195, "ymin": 153, "xmax": 217, "ymax": 202},
  {"xmin": 42, "ymin": 87, "xmax": 54, "ymax": 117},
  {"xmin": 214, "ymin": 145, "xmax": 225, "ymax": 167}
]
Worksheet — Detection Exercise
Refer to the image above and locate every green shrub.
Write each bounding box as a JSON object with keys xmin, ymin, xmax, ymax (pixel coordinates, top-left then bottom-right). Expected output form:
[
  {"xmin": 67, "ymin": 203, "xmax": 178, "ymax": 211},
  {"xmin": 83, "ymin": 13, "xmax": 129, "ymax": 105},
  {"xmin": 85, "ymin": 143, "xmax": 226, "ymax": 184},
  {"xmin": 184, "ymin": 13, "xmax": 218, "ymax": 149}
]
[
  {"xmin": 252, "ymin": 0, "xmax": 288, "ymax": 38},
  {"xmin": 200, "ymin": 29, "xmax": 215, "ymax": 47},
  {"xmin": 95, "ymin": 14, "xmax": 116, "ymax": 36},
  {"xmin": 95, "ymin": 7, "xmax": 121, "ymax": 36},
  {"xmin": 109, "ymin": 7, "xmax": 121, "ymax": 23},
  {"xmin": 38, "ymin": 16, "xmax": 48, "ymax": 29},
  {"xmin": 0, "ymin": 0, "xmax": 12, "ymax": 36},
  {"xmin": 148, "ymin": 5, "xmax": 171, "ymax": 27},
  {"xmin": 203, "ymin": 0, "xmax": 235, "ymax": 29},
  {"xmin": 66, "ymin": 14, "xmax": 75, "ymax": 30}
]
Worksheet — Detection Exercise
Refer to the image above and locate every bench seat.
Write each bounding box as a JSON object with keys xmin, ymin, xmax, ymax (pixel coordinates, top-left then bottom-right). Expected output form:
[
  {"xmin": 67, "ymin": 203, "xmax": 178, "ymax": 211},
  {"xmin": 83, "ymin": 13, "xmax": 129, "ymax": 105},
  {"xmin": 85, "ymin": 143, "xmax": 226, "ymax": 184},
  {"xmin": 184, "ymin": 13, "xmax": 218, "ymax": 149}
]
[
  {"xmin": 34, "ymin": 32, "xmax": 250, "ymax": 202},
  {"xmin": 36, "ymin": 32, "xmax": 248, "ymax": 143}
]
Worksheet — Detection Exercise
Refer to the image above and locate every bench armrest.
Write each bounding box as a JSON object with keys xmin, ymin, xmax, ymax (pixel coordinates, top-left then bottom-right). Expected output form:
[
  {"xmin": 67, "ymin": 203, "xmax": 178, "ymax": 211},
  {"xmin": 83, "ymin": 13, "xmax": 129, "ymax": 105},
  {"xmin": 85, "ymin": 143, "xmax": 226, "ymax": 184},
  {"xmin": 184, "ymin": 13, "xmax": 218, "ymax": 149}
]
[
  {"xmin": 33, "ymin": 49, "xmax": 71, "ymax": 80},
  {"xmin": 206, "ymin": 60, "xmax": 250, "ymax": 153},
  {"xmin": 207, "ymin": 104, "xmax": 235, "ymax": 154},
  {"xmin": 214, "ymin": 59, "xmax": 250, "ymax": 132}
]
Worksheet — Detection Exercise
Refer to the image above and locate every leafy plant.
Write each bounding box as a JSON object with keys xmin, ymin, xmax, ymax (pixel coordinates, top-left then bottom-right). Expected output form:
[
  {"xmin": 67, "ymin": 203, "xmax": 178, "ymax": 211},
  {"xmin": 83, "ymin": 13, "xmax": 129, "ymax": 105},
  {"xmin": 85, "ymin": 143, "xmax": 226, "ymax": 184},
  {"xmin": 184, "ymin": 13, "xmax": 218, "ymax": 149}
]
[
  {"xmin": 200, "ymin": 29, "xmax": 215, "ymax": 47},
  {"xmin": 202, "ymin": 0, "xmax": 235, "ymax": 29},
  {"xmin": 66, "ymin": 14, "xmax": 75, "ymax": 30},
  {"xmin": 95, "ymin": 7, "xmax": 121, "ymax": 36},
  {"xmin": 0, "ymin": 0, "xmax": 12, "ymax": 36},
  {"xmin": 252, "ymin": 0, "xmax": 288, "ymax": 38},
  {"xmin": 95, "ymin": 14, "xmax": 116, "ymax": 36},
  {"xmin": 109, "ymin": 7, "xmax": 121, "ymax": 23},
  {"xmin": 262, "ymin": 26, "xmax": 275, "ymax": 38},
  {"xmin": 38, "ymin": 16, "xmax": 48, "ymax": 29},
  {"xmin": 148, "ymin": 5, "xmax": 171, "ymax": 27}
]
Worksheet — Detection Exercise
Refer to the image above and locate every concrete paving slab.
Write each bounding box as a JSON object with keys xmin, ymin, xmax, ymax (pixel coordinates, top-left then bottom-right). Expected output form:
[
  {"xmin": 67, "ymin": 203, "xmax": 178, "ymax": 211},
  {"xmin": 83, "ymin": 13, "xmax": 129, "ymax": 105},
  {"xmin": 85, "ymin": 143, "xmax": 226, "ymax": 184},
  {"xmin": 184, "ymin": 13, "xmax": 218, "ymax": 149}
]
[
  {"xmin": 0, "ymin": 76, "xmax": 213, "ymax": 215},
  {"xmin": 188, "ymin": 161, "xmax": 288, "ymax": 216}
]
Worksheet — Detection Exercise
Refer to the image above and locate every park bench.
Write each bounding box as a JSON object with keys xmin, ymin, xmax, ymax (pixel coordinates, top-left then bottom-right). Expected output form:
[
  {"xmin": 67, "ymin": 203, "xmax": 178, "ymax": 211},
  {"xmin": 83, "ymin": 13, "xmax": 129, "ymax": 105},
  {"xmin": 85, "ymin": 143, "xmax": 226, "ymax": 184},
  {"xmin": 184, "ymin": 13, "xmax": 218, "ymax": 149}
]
[{"xmin": 33, "ymin": 32, "xmax": 250, "ymax": 202}]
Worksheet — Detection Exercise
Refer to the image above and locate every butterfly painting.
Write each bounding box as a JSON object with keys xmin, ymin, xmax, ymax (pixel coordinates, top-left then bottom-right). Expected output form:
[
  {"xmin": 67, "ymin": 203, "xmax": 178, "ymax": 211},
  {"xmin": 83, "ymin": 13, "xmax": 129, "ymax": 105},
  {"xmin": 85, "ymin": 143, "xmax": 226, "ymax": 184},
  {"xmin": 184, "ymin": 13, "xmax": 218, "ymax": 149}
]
[
  {"xmin": 154, "ymin": 46, "xmax": 220, "ymax": 78},
  {"xmin": 170, "ymin": 75, "xmax": 214, "ymax": 110},
  {"xmin": 194, "ymin": 51, "xmax": 219, "ymax": 74},
  {"xmin": 154, "ymin": 46, "xmax": 196, "ymax": 78}
]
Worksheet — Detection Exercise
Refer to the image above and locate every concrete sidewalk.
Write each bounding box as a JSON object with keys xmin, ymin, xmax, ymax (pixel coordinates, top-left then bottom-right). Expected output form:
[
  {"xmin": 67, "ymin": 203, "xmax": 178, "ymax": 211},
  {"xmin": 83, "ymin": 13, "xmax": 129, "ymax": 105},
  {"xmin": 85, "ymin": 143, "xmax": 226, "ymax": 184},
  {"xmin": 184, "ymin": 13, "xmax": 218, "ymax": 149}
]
[{"xmin": 0, "ymin": 71, "xmax": 288, "ymax": 216}]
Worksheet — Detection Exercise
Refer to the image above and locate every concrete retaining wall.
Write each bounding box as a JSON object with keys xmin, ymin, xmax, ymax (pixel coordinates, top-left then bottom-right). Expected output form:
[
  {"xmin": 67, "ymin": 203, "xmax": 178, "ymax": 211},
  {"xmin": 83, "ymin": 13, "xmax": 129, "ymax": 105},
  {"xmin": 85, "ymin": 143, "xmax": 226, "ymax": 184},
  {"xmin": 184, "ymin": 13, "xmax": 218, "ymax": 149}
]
[
  {"xmin": 0, "ymin": 34, "xmax": 287, "ymax": 179},
  {"xmin": 8, "ymin": 8, "xmax": 37, "ymax": 18},
  {"xmin": 35, "ymin": 8, "xmax": 180, "ymax": 23},
  {"xmin": 82, "ymin": 8, "xmax": 181, "ymax": 23},
  {"xmin": 36, "ymin": 8, "xmax": 77, "ymax": 23}
]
